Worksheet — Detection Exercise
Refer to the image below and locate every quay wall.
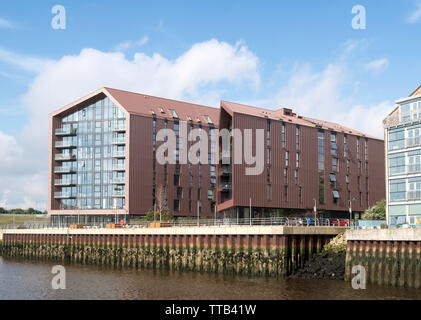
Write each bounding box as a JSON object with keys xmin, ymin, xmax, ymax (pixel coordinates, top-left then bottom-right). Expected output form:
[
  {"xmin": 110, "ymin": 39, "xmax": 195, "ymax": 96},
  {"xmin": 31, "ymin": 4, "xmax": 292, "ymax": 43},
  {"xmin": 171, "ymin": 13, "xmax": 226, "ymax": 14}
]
[
  {"xmin": 345, "ymin": 228, "xmax": 421, "ymax": 288},
  {"xmin": 0, "ymin": 226, "xmax": 343, "ymax": 277}
]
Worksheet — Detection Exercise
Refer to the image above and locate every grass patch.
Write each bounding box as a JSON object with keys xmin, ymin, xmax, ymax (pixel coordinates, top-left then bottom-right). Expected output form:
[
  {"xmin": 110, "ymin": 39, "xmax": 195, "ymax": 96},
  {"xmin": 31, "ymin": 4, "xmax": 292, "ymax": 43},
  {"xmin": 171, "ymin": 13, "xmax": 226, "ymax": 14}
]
[{"xmin": 0, "ymin": 215, "xmax": 50, "ymax": 226}]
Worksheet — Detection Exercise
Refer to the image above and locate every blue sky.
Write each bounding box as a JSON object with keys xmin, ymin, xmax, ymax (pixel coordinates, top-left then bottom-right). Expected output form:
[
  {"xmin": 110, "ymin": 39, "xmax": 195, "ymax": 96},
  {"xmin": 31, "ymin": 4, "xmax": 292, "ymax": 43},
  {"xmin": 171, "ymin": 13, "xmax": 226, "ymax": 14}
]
[{"xmin": 0, "ymin": 0, "xmax": 421, "ymax": 208}]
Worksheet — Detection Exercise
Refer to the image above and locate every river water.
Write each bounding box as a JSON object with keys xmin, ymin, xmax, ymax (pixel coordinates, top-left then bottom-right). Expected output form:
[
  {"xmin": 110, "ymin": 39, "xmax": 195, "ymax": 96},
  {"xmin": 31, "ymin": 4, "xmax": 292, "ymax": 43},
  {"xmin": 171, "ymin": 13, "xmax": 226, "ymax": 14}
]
[{"xmin": 1, "ymin": 256, "xmax": 420, "ymax": 300}]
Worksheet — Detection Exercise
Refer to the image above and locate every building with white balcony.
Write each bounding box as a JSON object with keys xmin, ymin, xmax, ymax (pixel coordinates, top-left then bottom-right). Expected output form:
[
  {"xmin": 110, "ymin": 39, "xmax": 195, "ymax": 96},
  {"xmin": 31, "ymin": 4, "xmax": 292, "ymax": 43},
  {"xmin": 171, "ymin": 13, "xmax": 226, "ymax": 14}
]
[{"xmin": 384, "ymin": 85, "xmax": 421, "ymax": 225}]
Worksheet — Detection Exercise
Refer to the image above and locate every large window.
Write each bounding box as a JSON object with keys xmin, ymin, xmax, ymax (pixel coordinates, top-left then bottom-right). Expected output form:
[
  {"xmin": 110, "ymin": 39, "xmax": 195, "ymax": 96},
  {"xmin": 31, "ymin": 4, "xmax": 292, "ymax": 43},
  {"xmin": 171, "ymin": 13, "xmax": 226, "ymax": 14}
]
[
  {"xmin": 388, "ymin": 152, "xmax": 405, "ymax": 176},
  {"xmin": 388, "ymin": 128, "xmax": 405, "ymax": 151},
  {"xmin": 60, "ymin": 97, "xmax": 126, "ymax": 210},
  {"xmin": 389, "ymin": 179, "xmax": 406, "ymax": 202}
]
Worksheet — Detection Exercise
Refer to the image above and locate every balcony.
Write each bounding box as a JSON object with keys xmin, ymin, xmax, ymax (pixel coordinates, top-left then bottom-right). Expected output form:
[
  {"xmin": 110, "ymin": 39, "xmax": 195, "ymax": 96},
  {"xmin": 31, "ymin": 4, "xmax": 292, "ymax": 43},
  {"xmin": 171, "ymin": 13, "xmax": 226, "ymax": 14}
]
[
  {"xmin": 54, "ymin": 179, "xmax": 77, "ymax": 186},
  {"xmin": 54, "ymin": 192, "xmax": 77, "ymax": 199},
  {"xmin": 55, "ymin": 128, "xmax": 77, "ymax": 136},
  {"xmin": 220, "ymin": 182, "xmax": 232, "ymax": 192},
  {"xmin": 111, "ymin": 189, "xmax": 125, "ymax": 197},
  {"xmin": 112, "ymin": 137, "xmax": 126, "ymax": 145},
  {"xmin": 220, "ymin": 165, "xmax": 232, "ymax": 176},
  {"xmin": 54, "ymin": 166, "xmax": 76, "ymax": 173},
  {"xmin": 407, "ymin": 191, "xmax": 421, "ymax": 201},
  {"xmin": 111, "ymin": 177, "xmax": 125, "ymax": 184},
  {"xmin": 55, "ymin": 141, "xmax": 77, "ymax": 148},
  {"xmin": 112, "ymin": 123, "xmax": 126, "ymax": 132},
  {"xmin": 55, "ymin": 153, "xmax": 76, "ymax": 161},
  {"xmin": 112, "ymin": 150, "xmax": 126, "ymax": 158},
  {"xmin": 112, "ymin": 164, "xmax": 125, "ymax": 171},
  {"xmin": 383, "ymin": 111, "xmax": 421, "ymax": 129}
]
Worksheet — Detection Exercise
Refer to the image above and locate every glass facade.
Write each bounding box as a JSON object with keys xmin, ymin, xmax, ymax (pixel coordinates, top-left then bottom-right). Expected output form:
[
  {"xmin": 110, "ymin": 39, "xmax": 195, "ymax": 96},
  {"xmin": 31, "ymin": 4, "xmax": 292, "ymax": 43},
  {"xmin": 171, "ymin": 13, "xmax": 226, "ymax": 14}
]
[
  {"xmin": 386, "ymin": 98, "xmax": 421, "ymax": 225},
  {"xmin": 55, "ymin": 96, "xmax": 126, "ymax": 210}
]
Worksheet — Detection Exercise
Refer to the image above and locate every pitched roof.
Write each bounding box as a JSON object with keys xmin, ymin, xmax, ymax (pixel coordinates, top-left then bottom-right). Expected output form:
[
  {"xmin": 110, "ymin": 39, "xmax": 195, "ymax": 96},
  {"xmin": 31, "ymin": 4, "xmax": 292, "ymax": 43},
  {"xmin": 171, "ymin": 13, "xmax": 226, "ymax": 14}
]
[
  {"xmin": 105, "ymin": 88, "xmax": 219, "ymax": 126},
  {"xmin": 221, "ymin": 100, "xmax": 380, "ymax": 140},
  {"xmin": 410, "ymin": 85, "xmax": 421, "ymax": 97}
]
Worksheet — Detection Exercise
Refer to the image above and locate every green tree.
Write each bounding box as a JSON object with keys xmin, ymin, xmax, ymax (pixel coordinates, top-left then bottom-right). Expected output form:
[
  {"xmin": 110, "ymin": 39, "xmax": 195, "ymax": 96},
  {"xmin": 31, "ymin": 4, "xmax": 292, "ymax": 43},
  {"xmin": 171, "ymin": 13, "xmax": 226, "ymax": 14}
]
[
  {"xmin": 361, "ymin": 199, "xmax": 386, "ymax": 220},
  {"xmin": 143, "ymin": 208, "xmax": 156, "ymax": 221},
  {"xmin": 161, "ymin": 209, "xmax": 174, "ymax": 221}
]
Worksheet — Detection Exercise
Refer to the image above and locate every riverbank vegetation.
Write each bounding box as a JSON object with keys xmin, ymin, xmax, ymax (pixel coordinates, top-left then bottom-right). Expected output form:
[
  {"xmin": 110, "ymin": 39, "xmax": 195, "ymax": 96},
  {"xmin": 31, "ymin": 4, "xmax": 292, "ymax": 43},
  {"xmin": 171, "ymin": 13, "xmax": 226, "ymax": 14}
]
[
  {"xmin": 0, "ymin": 208, "xmax": 47, "ymax": 215},
  {"xmin": 361, "ymin": 199, "xmax": 386, "ymax": 220}
]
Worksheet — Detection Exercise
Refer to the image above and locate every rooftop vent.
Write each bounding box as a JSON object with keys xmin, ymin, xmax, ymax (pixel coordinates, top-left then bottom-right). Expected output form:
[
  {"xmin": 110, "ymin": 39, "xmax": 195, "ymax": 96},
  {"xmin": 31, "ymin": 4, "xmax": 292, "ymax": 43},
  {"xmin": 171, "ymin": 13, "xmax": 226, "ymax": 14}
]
[{"xmin": 280, "ymin": 108, "xmax": 293, "ymax": 116}]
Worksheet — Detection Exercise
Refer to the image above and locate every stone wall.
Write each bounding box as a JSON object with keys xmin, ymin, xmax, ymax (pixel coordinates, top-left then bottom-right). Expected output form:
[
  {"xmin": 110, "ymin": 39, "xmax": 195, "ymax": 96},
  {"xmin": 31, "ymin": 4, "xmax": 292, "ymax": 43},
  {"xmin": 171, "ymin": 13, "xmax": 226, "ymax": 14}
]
[{"xmin": 0, "ymin": 231, "xmax": 335, "ymax": 277}]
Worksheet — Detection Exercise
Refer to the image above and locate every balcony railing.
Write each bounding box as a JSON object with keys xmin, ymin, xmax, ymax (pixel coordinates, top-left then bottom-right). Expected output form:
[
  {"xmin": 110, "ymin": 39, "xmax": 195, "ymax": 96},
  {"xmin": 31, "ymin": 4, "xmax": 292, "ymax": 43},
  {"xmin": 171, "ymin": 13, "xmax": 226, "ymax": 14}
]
[
  {"xmin": 54, "ymin": 192, "xmax": 77, "ymax": 199},
  {"xmin": 112, "ymin": 123, "xmax": 126, "ymax": 132},
  {"xmin": 55, "ymin": 154, "xmax": 76, "ymax": 161},
  {"xmin": 112, "ymin": 150, "xmax": 126, "ymax": 158},
  {"xmin": 54, "ymin": 179, "xmax": 77, "ymax": 186},
  {"xmin": 112, "ymin": 164, "xmax": 125, "ymax": 171},
  {"xmin": 407, "ymin": 191, "xmax": 421, "ymax": 201},
  {"xmin": 111, "ymin": 189, "xmax": 125, "ymax": 197},
  {"xmin": 111, "ymin": 177, "xmax": 125, "ymax": 184},
  {"xmin": 54, "ymin": 166, "xmax": 77, "ymax": 173},
  {"xmin": 55, "ymin": 128, "xmax": 77, "ymax": 136},
  {"xmin": 383, "ymin": 112, "xmax": 421, "ymax": 129},
  {"xmin": 112, "ymin": 137, "xmax": 126, "ymax": 145},
  {"xmin": 55, "ymin": 141, "xmax": 77, "ymax": 148}
]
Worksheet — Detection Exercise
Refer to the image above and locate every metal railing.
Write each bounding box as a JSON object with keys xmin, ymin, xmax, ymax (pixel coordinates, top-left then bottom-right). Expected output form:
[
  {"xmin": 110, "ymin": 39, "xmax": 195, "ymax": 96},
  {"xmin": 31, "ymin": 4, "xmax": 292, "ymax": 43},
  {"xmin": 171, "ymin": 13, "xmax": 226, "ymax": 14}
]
[
  {"xmin": 112, "ymin": 137, "xmax": 126, "ymax": 144},
  {"xmin": 55, "ymin": 141, "xmax": 77, "ymax": 148},
  {"xmin": 112, "ymin": 150, "xmax": 126, "ymax": 157},
  {"xmin": 55, "ymin": 154, "xmax": 76, "ymax": 161},
  {"xmin": 54, "ymin": 192, "xmax": 77, "ymax": 199},
  {"xmin": 112, "ymin": 164, "xmax": 125, "ymax": 171},
  {"xmin": 0, "ymin": 217, "xmax": 352, "ymax": 230},
  {"xmin": 383, "ymin": 112, "xmax": 421, "ymax": 129},
  {"xmin": 54, "ymin": 179, "xmax": 77, "ymax": 186},
  {"xmin": 55, "ymin": 128, "xmax": 77, "ymax": 135},
  {"xmin": 54, "ymin": 166, "xmax": 77, "ymax": 173},
  {"xmin": 112, "ymin": 123, "xmax": 126, "ymax": 131}
]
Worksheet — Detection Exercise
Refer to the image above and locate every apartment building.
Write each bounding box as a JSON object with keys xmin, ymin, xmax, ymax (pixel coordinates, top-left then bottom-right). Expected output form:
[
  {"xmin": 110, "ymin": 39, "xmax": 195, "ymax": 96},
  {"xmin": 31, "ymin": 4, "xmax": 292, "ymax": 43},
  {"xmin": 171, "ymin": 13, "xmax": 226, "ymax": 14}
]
[
  {"xmin": 49, "ymin": 87, "xmax": 386, "ymax": 224},
  {"xmin": 48, "ymin": 87, "xmax": 219, "ymax": 225},
  {"xmin": 384, "ymin": 85, "xmax": 421, "ymax": 225},
  {"xmin": 217, "ymin": 101, "xmax": 385, "ymax": 219}
]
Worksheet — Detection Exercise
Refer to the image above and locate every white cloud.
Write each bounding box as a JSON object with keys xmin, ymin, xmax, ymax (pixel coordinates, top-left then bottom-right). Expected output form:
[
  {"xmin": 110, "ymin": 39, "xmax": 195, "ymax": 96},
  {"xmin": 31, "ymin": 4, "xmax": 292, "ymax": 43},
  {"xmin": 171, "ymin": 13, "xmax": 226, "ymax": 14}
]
[
  {"xmin": 407, "ymin": 2, "xmax": 421, "ymax": 23},
  {"xmin": 0, "ymin": 17, "xmax": 15, "ymax": 29},
  {"xmin": 114, "ymin": 35, "xmax": 149, "ymax": 52},
  {"xmin": 0, "ymin": 48, "xmax": 53, "ymax": 73},
  {"xmin": 365, "ymin": 58, "xmax": 389, "ymax": 73},
  {"xmin": 1, "ymin": 38, "xmax": 260, "ymax": 209},
  {"xmin": 257, "ymin": 61, "xmax": 390, "ymax": 139}
]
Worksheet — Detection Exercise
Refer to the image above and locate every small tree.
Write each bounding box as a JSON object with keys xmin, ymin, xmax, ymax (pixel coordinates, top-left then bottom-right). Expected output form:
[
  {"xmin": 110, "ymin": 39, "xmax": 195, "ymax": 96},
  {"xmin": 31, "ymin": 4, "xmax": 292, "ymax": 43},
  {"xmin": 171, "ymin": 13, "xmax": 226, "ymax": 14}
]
[
  {"xmin": 161, "ymin": 208, "xmax": 174, "ymax": 221},
  {"xmin": 143, "ymin": 208, "xmax": 155, "ymax": 221},
  {"xmin": 156, "ymin": 185, "xmax": 167, "ymax": 221},
  {"xmin": 361, "ymin": 199, "xmax": 386, "ymax": 220}
]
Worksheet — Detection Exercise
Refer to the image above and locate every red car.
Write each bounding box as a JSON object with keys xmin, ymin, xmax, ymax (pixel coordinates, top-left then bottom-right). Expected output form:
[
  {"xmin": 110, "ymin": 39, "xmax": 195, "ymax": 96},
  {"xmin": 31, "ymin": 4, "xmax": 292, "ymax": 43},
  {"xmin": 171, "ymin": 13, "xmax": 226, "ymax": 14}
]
[{"xmin": 330, "ymin": 219, "xmax": 350, "ymax": 226}]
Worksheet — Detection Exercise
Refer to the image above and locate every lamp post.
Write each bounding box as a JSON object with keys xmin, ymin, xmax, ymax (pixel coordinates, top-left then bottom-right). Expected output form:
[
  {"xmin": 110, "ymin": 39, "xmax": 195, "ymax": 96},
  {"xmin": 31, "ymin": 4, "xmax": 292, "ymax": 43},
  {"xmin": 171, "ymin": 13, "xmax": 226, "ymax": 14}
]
[
  {"xmin": 197, "ymin": 200, "xmax": 200, "ymax": 227},
  {"xmin": 249, "ymin": 197, "xmax": 252, "ymax": 226},
  {"xmin": 313, "ymin": 198, "xmax": 317, "ymax": 225},
  {"xmin": 349, "ymin": 197, "xmax": 356, "ymax": 227}
]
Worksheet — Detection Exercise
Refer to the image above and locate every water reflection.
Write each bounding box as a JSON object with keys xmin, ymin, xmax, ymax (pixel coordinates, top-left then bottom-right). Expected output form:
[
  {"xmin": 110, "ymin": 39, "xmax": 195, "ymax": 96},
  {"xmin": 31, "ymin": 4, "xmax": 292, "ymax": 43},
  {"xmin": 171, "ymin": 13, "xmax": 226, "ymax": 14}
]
[{"xmin": 0, "ymin": 257, "xmax": 420, "ymax": 300}]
